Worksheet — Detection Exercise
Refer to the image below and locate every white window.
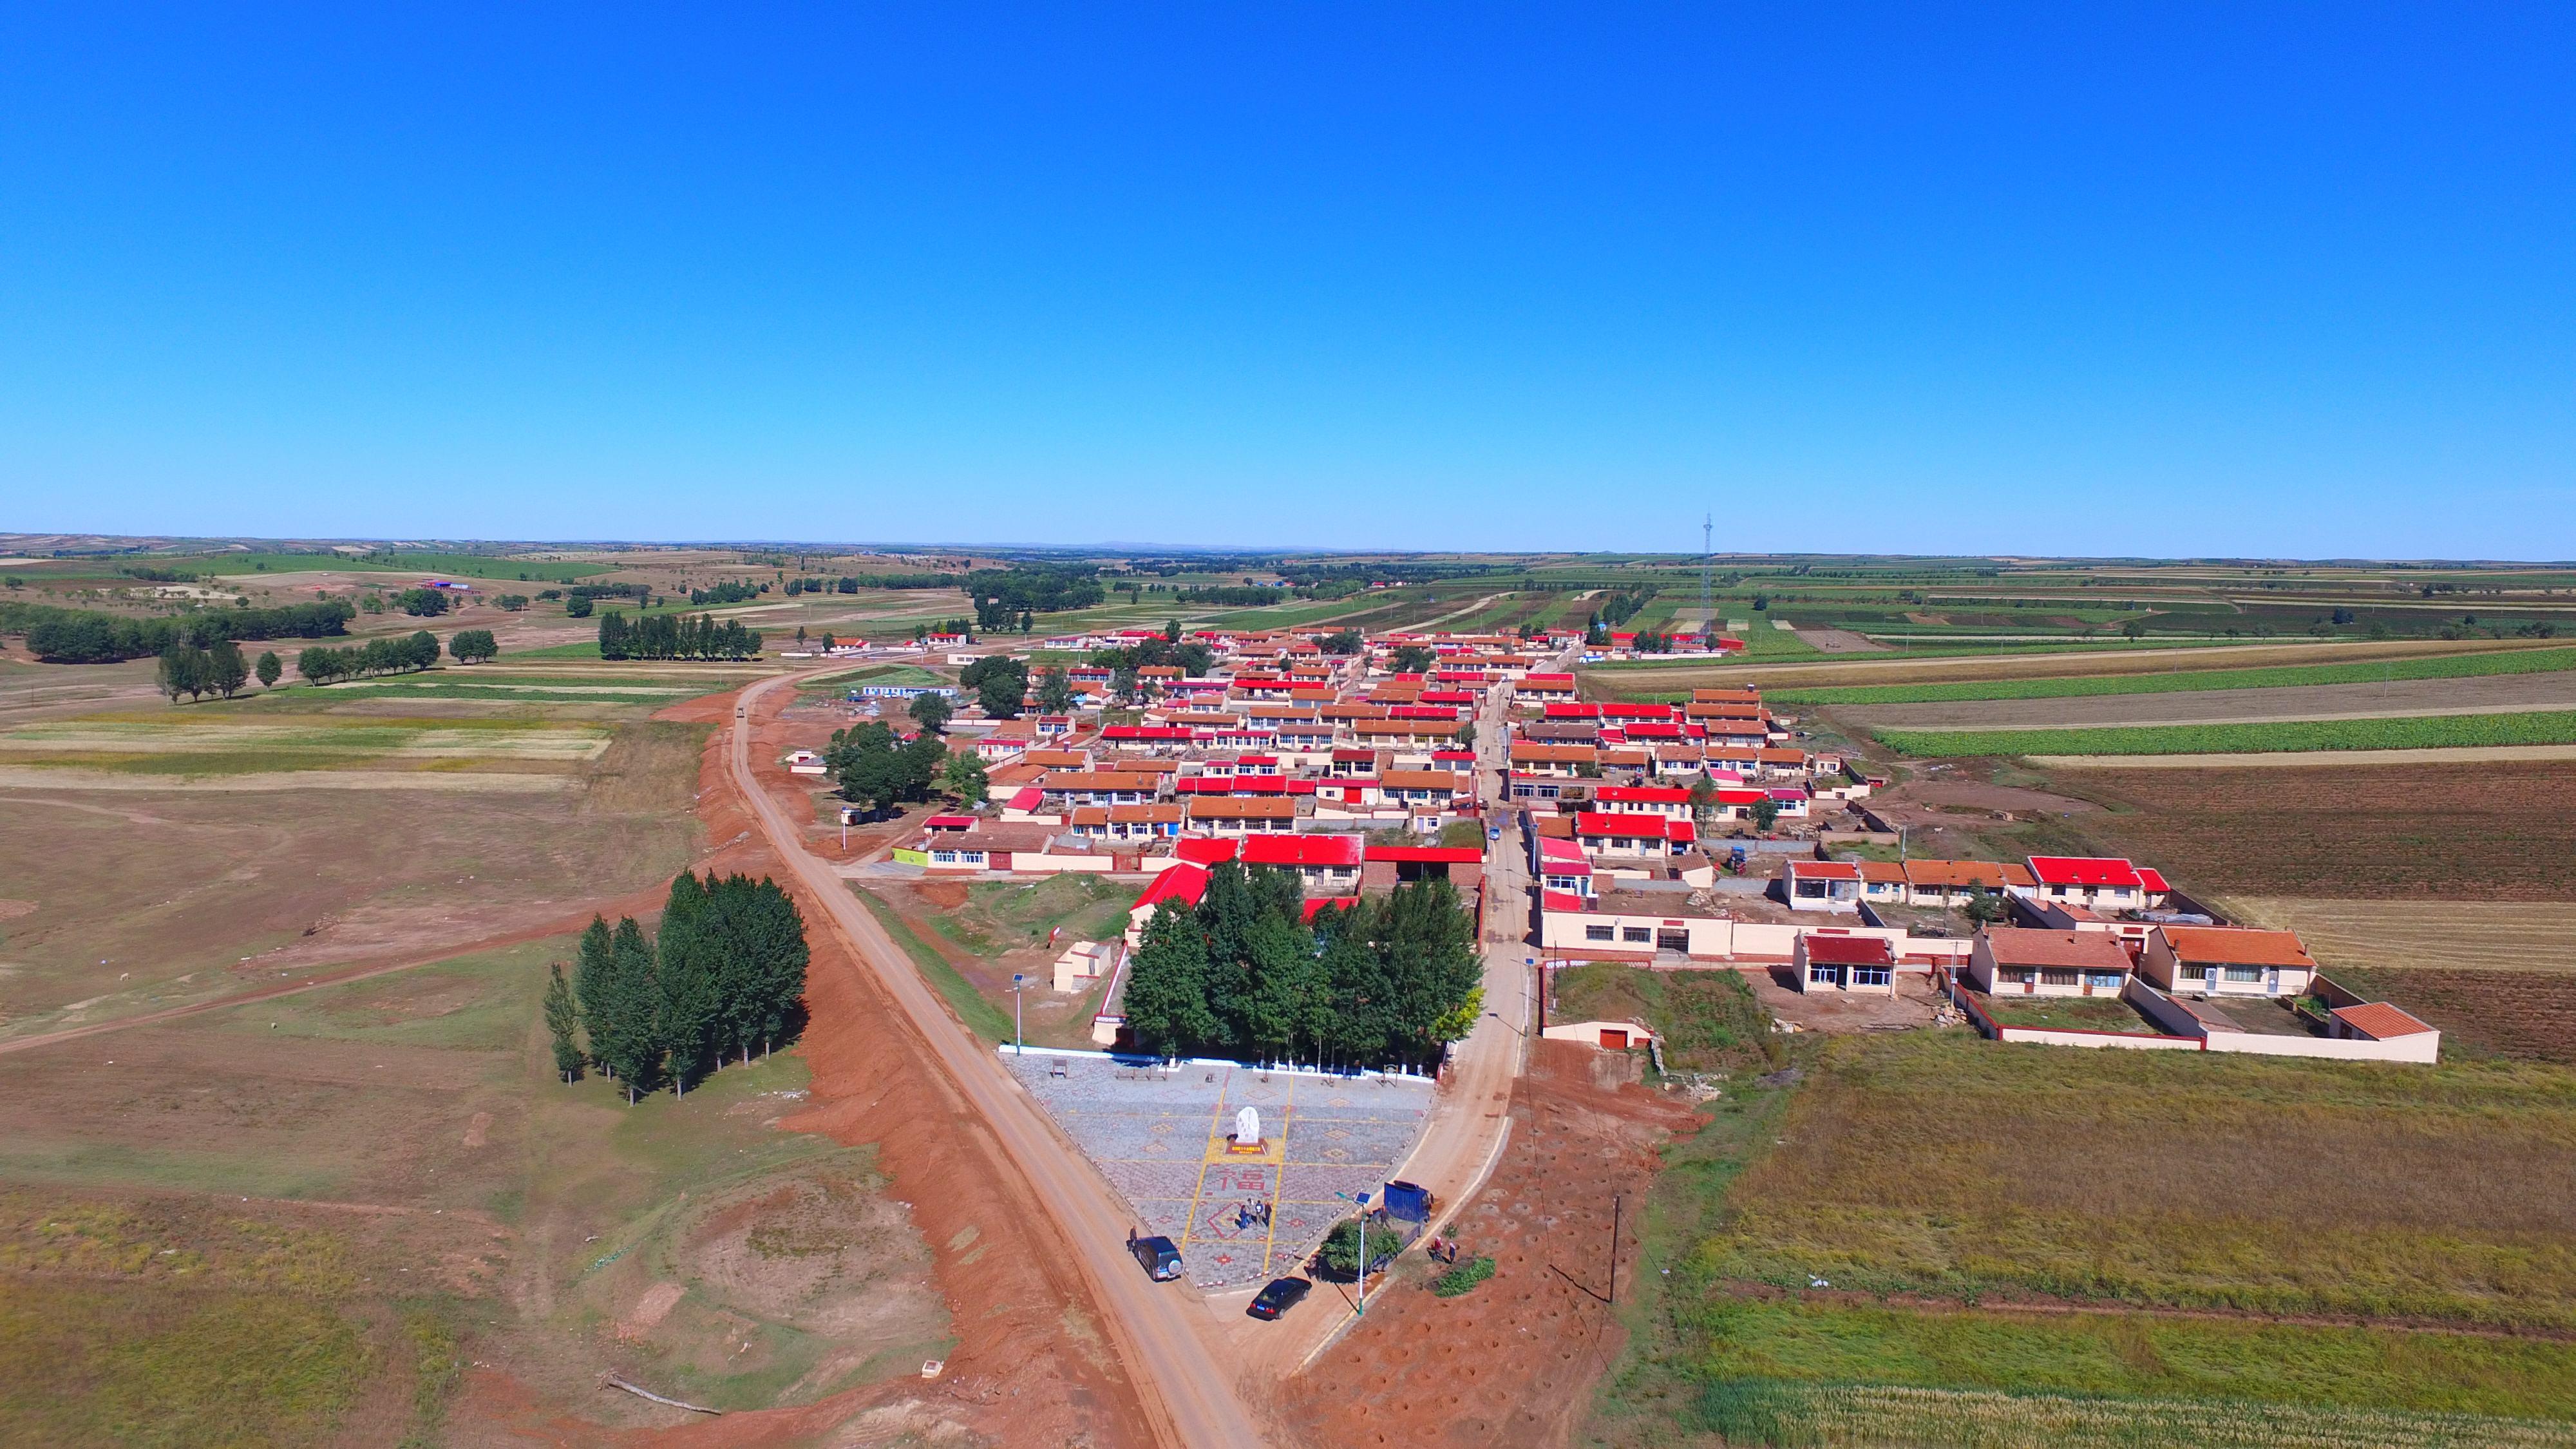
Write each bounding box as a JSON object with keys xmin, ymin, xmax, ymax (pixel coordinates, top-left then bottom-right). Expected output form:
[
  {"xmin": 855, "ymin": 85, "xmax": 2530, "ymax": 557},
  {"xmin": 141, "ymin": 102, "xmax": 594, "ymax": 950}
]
[
  {"xmin": 2224, "ymin": 965, "xmax": 2264, "ymax": 983},
  {"xmin": 1585, "ymin": 925, "xmax": 1615, "ymax": 942},
  {"xmin": 1852, "ymin": 967, "xmax": 1891, "ymax": 987},
  {"xmin": 1622, "ymin": 927, "xmax": 1652, "ymax": 944},
  {"xmin": 932, "ymin": 850, "xmax": 958, "ymax": 864}
]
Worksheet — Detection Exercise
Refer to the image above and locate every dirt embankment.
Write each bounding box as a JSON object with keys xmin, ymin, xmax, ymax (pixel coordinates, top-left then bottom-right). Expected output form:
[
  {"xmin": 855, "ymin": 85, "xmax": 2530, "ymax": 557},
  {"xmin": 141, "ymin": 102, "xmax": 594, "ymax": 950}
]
[
  {"xmin": 451, "ymin": 688, "xmax": 1157, "ymax": 1448},
  {"xmin": 1278, "ymin": 1042, "xmax": 1700, "ymax": 1449}
]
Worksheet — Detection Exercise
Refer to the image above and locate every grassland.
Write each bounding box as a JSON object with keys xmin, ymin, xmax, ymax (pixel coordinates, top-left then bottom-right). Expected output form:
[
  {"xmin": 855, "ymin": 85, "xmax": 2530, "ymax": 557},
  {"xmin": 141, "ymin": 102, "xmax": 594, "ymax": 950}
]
[
  {"xmin": 1712, "ymin": 1032, "xmax": 2576, "ymax": 1330},
  {"xmin": 1549, "ymin": 963, "xmax": 1782, "ymax": 1074},
  {"xmin": 1876, "ymin": 710, "xmax": 2576, "ymax": 758},
  {"xmin": 0, "ymin": 933, "xmax": 948, "ymax": 1442},
  {"xmin": 852, "ymin": 889, "xmax": 1016, "ymax": 1041},
  {"xmin": 1771, "ymin": 645, "xmax": 2576, "ymax": 705},
  {"xmin": 1591, "ymin": 1030, "xmax": 2576, "ymax": 1448}
]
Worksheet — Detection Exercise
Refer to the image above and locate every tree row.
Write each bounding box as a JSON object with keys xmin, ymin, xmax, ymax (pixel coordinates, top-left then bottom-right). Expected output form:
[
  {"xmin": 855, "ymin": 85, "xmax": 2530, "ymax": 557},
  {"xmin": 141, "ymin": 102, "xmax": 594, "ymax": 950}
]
[{"xmin": 598, "ymin": 611, "xmax": 763, "ymax": 660}]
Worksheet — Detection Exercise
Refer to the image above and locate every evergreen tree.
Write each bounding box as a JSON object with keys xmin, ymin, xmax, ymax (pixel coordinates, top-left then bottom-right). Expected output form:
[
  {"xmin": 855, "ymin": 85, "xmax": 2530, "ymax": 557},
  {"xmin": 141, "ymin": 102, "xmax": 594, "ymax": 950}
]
[
  {"xmin": 156, "ymin": 641, "xmax": 207, "ymax": 702},
  {"xmin": 573, "ymin": 914, "xmax": 615, "ymax": 1068},
  {"xmin": 254, "ymin": 650, "xmax": 282, "ymax": 688},
  {"xmin": 544, "ymin": 962, "xmax": 584, "ymax": 1082},
  {"xmin": 1123, "ymin": 900, "xmax": 1217, "ymax": 1057},
  {"xmin": 908, "ymin": 692, "xmax": 953, "ymax": 733},
  {"xmin": 599, "ymin": 916, "xmax": 662, "ymax": 1101},
  {"xmin": 206, "ymin": 639, "xmax": 249, "ymax": 697},
  {"xmin": 655, "ymin": 873, "xmax": 722, "ymax": 1095}
]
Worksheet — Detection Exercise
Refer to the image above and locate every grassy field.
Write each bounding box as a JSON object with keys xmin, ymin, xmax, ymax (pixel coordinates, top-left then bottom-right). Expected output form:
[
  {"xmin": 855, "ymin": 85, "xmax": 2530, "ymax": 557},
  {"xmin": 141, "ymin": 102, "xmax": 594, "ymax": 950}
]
[
  {"xmin": 1877, "ymin": 710, "xmax": 2576, "ymax": 758},
  {"xmin": 1978, "ymin": 995, "xmax": 2150, "ymax": 1032},
  {"xmin": 1770, "ymin": 645, "xmax": 2576, "ymax": 705},
  {"xmin": 852, "ymin": 888, "xmax": 1017, "ymax": 1041},
  {"xmin": 1710, "ymin": 1032, "xmax": 2576, "ymax": 1330},
  {"xmin": 1590, "ymin": 1030, "xmax": 2576, "ymax": 1448},
  {"xmin": 0, "ymin": 932, "xmax": 947, "ymax": 1443},
  {"xmin": 1549, "ymin": 964, "xmax": 1783, "ymax": 1074},
  {"xmin": 2215, "ymin": 898, "xmax": 2576, "ymax": 976}
]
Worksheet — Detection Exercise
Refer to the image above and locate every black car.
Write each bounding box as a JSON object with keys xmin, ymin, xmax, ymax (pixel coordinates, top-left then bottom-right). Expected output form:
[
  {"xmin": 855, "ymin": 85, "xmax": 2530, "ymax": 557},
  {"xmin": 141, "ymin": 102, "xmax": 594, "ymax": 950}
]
[
  {"xmin": 1247, "ymin": 1276, "xmax": 1312, "ymax": 1320},
  {"xmin": 1128, "ymin": 1231, "xmax": 1184, "ymax": 1282}
]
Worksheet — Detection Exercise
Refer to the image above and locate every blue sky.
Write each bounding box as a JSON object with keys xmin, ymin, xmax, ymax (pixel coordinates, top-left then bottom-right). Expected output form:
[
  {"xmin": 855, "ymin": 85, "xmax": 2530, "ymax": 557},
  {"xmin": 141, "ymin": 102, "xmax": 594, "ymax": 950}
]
[{"xmin": 3, "ymin": 4, "xmax": 2571, "ymax": 557}]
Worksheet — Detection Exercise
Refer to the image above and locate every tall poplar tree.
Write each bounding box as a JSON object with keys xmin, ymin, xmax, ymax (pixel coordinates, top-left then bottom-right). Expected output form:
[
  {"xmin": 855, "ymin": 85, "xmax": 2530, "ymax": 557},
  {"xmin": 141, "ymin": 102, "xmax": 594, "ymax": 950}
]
[{"xmin": 543, "ymin": 963, "xmax": 584, "ymax": 1083}]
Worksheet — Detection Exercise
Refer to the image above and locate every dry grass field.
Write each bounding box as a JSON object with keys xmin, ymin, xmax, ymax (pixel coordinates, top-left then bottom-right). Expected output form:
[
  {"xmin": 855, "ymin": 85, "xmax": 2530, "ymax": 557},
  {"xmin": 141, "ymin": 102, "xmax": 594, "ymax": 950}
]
[
  {"xmin": 0, "ymin": 936, "xmax": 951, "ymax": 1446},
  {"xmin": 0, "ymin": 720, "xmax": 706, "ymax": 1041},
  {"xmin": 1708, "ymin": 1033, "xmax": 2576, "ymax": 1331},
  {"xmin": 2217, "ymin": 898, "xmax": 2576, "ymax": 974}
]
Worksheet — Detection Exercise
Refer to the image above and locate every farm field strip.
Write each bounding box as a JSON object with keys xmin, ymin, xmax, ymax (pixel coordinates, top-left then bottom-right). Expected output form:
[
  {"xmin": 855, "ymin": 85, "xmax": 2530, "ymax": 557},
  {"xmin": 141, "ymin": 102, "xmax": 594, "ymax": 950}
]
[
  {"xmin": 1770, "ymin": 645, "xmax": 2576, "ymax": 704},
  {"xmin": 1876, "ymin": 710, "xmax": 2576, "ymax": 757},
  {"xmin": 2213, "ymin": 898, "xmax": 2576, "ymax": 974},
  {"xmin": 0, "ymin": 719, "xmax": 611, "ymax": 759},
  {"xmin": 1595, "ymin": 638, "xmax": 2552, "ymax": 694},
  {"xmin": 1852, "ymin": 681, "xmax": 2576, "ymax": 732}
]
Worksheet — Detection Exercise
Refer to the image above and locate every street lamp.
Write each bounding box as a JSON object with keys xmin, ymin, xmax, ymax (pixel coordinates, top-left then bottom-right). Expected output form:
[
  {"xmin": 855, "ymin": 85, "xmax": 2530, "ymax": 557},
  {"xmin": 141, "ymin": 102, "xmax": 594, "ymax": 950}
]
[
  {"xmin": 1010, "ymin": 973, "xmax": 1027, "ymax": 1056},
  {"xmin": 1332, "ymin": 1189, "xmax": 1374, "ymax": 1316}
]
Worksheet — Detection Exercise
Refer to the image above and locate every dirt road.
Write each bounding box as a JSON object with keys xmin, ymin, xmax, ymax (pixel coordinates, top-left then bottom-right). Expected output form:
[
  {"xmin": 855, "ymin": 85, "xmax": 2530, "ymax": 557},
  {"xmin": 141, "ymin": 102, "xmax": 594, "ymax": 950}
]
[{"xmin": 723, "ymin": 670, "xmax": 1262, "ymax": 1448}]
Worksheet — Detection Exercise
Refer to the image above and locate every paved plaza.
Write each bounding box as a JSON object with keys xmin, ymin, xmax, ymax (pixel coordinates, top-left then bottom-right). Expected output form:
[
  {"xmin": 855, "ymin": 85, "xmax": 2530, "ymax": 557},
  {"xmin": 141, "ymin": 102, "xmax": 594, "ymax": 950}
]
[{"xmin": 1003, "ymin": 1050, "xmax": 1437, "ymax": 1289}]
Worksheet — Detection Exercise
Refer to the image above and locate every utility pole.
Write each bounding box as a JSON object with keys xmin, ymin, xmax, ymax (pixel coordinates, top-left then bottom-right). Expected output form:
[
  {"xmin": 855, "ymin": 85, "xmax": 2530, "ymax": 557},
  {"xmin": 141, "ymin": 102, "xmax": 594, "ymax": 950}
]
[
  {"xmin": 1010, "ymin": 973, "xmax": 1027, "ymax": 1055},
  {"xmin": 1608, "ymin": 1193, "xmax": 1622, "ymax": 1306},
  {"xmin": 1700, "ymin": 513, "xmax": 1714, "ymax": 646}
]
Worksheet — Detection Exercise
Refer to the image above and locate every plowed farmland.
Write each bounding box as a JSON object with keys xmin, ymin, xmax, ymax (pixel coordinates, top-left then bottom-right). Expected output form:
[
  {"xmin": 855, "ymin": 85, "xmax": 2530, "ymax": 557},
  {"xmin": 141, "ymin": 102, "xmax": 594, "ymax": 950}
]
[
  {"xmin": 2052, "ymin": 764, "xmax": 2576, "ymax": 900},
  {"xmin": 2330, "ymin": 969, "xmax": 2576, "ymax": 1065}
]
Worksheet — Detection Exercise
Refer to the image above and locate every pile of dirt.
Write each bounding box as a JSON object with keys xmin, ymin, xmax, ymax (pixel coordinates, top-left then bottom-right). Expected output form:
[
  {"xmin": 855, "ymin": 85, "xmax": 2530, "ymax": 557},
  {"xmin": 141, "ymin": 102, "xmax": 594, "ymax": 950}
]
[{"xmin": 1277, "ymin": 1041, "xmax": 1701, "ymax": 1448}]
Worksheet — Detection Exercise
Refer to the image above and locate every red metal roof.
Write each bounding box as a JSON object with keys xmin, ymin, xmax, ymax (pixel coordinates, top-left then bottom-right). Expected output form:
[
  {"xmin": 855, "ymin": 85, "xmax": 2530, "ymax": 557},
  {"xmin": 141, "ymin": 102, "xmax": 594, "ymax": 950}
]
[
  {"xmin": 2136, "ymin": 867, "xmax": 2170, "ymax": 893},
  {"xmin": 1241, "ymin": 833, "xmax": 1367, "ymax": 869},
  {"xmin": 1790, "ymin": 860, "xmax": 1862, "ymax": 880},
  {"xmin": 1302, "ymin": 896, "xmax": 1361, "ymax": 922},
  {"xmin": 1132, "ymin": 864, "xmax": 1209, "ymax": 913},
  {"xmin": 2029, "ymin": 856, "xmax": 2144, "ymax": 889},
  {"xmin": 1597, "ymin": 786, "xmax": 1688, "ymax": 804},
  {"xmin": 1801, "ymin": 933, "xmax": 1894, "ymax": 964},
  {"xmin": 1575, "ymin": 811, "xmax": 1680, "ymax": 837},
  {"xmin": 1174, "ymin": 837, "xmax": 1240, "ymax": 866},
  {"xmin": 1540, "ymin": 889, "xmax": 1591, "ymax": 913}
]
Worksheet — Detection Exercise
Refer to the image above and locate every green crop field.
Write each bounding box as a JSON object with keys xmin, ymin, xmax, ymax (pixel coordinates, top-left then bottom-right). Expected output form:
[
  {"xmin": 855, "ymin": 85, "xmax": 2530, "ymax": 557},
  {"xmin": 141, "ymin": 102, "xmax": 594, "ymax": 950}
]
[
  {"xmin": 1770, "ymin": 645, "xmax": 2576, "ymax": 705},
  {"xmin": 1876, "ymin": 709, "xmax": 2576, "ymax": 757}
]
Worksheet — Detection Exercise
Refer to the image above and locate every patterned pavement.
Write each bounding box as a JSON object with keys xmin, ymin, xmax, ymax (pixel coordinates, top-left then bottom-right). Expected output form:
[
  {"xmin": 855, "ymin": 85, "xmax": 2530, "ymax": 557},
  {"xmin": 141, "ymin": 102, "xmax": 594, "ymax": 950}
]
[{"xmin": 1003, "ymin": 1051, "xmax": 1435, "ymax": 1289}]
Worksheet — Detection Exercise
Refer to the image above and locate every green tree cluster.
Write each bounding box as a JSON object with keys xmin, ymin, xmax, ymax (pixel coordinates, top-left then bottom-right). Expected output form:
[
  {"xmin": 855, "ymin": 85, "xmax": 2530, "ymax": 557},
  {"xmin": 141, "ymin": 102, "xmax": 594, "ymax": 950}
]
[
  {"xmin": 598, "ymin": 611, "xmax": 761, "ymax": 659},
  {"xmin": 448, "ymin": 629, "xmax": 498, "ymax": 663},
  {"xmin": 967, "ymin": 566, "xmax": 1103, "ymax": 628},
  {"xmin": 1032, "ymin": 667, "xmax": 1076, "ymax": 714},
  {"xmin": 1388, "ymin": 643, "xmax": 1437, "ymax": 674},
  {"xmin": 907, "ymin": 692, "xmax": 952, "ymax": 733},
  {"xmin": 394, "ymin": 587, "xmax": 452, "ymax": 617},
  {"xmin": 564, "ymin": 593, "xmax": 593, "ymax": 618},
  {"xmin": 14, "ymin": 600, "xmax": 354, "ymax": 662},
  {"xmin": 827, "ymin": 719, "xmax": 950, "ymax": 815},
  {"xmin": 564, "ymin": 872, "xmax": 810, "ymax": 1100},
  {"xmin": 156, "ymin": 638, "xmax": 251, "ymax": 701},
  {"xmin": 297, "ymin": 631, "xmax": 441, "ymax": 683},
  {"xmin": 1087, "ymin": 634, "xmax": 1213, "ymax": 676},
  {"xmin": 1121, "ymin": 864, "xmax": 1481, "ymax": 1071},
  {"xmin": 960, "ymin": 655, "xmax": 1028, "ymax": 719},
  {"xmin": 686, "ymin": 580, "xmax": 762, "ymax": 605}
]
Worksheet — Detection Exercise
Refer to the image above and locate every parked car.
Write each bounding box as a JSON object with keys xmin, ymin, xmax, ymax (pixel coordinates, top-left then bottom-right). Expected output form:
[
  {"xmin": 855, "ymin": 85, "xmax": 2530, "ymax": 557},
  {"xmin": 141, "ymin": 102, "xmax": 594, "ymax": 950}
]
[
  {"xmin": 1127, "ymin": 1230, "xmax": 1184, "ymax": 1282},
  {"xmin": 1247, "ymin": 1276, "xmax": 1312, "ymax": 1320}
]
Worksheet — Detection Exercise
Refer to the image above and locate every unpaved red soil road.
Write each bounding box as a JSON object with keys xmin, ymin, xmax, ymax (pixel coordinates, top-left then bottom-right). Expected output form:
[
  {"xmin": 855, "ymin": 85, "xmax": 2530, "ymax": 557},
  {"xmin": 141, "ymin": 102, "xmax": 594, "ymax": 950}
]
[{"xmin": 725, "ymin": 668, "xmax": 1263, "ymax": 1448}]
